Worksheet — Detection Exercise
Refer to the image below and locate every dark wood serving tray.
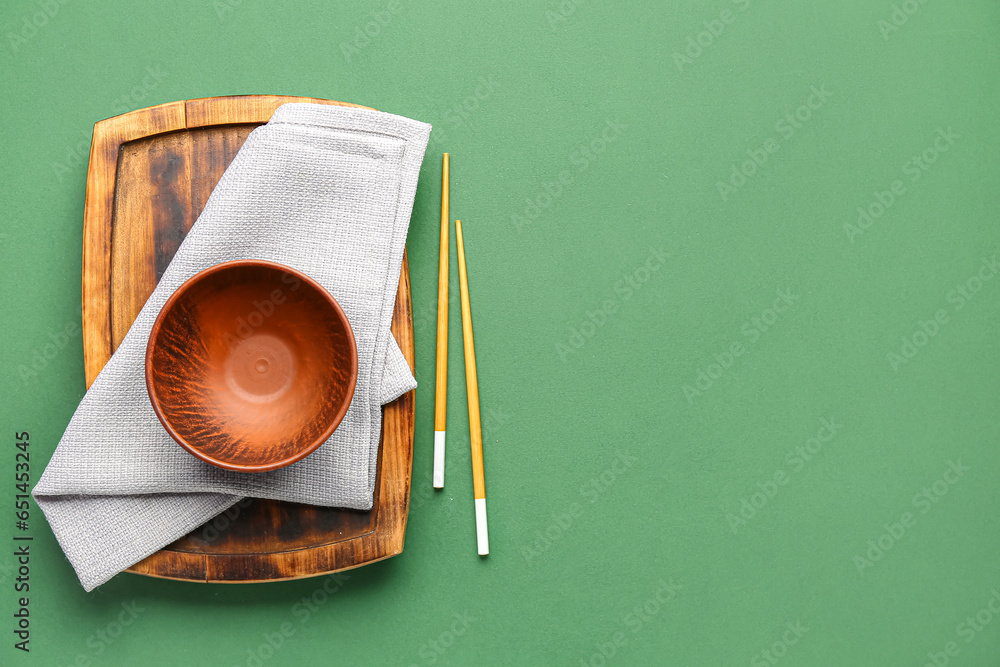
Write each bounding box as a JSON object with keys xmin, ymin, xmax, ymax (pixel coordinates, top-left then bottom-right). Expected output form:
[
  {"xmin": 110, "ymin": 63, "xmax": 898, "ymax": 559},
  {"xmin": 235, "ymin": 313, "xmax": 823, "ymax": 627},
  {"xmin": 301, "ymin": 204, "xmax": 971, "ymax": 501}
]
[{"xmin": 81, "ymin": 95, "xmax": 415, "ymax": 582}]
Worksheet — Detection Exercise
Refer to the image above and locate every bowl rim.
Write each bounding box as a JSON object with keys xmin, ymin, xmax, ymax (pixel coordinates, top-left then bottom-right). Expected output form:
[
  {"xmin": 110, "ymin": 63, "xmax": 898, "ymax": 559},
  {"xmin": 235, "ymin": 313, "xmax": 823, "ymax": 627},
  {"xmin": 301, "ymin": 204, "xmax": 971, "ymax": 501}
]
[{"xmin": 145, "ymin": 259, "xmax": 359, "ymax": 473}]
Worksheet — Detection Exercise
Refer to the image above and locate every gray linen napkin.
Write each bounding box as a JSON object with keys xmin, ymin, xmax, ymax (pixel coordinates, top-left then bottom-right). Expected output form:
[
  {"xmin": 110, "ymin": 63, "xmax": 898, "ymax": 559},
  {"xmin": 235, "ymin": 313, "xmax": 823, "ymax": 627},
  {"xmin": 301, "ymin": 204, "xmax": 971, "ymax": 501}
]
[{"xmin": 33, "ymin": 103, "xmax": 431, "ymax": 591}]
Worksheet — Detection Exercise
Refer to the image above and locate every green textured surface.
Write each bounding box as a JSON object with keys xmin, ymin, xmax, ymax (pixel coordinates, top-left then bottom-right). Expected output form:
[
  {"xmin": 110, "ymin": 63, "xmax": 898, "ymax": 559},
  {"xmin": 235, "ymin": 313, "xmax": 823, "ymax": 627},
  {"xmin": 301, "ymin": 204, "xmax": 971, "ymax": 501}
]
[{"xmin": 1, "ymin": 1, "xmax": 999, "ymax": 664}]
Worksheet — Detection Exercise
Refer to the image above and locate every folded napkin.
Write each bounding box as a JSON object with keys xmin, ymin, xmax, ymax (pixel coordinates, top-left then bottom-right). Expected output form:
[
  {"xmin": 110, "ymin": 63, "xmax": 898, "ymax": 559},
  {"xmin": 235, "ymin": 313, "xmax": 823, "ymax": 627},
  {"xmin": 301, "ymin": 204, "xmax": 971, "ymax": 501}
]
[{"xmin": 33, "ymin": 103, "xmax": 432, "ymax": 591}]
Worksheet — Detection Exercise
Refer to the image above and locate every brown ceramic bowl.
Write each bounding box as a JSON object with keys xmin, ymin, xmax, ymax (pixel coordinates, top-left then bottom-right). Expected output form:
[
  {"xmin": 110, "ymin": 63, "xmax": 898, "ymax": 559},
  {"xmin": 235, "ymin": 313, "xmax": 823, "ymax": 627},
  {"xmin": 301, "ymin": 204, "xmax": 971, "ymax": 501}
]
[{"xmin": 145, "ymin": 260, "xmax": 358, "ymax": 472}]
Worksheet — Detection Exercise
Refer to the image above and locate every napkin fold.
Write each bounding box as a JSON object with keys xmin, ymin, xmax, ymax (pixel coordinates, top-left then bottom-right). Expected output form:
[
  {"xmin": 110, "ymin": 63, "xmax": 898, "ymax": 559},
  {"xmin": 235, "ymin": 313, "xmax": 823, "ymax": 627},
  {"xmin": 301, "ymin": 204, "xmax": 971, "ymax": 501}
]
[{"xmin": 33, "ymin": 103, "xmax": 431, "ymax": 591}]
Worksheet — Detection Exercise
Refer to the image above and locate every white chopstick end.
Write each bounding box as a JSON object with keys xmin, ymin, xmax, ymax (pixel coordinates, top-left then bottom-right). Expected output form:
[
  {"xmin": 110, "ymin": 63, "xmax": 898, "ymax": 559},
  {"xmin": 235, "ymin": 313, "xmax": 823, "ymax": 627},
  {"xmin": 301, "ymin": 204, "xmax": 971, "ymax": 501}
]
[
  {"xmin": 475, "ymin": 497, "xmax": 489, "ymax": 556},
  {"xmin": 433, "ymin": 431, "xmax": 446, "ymax": 488}
]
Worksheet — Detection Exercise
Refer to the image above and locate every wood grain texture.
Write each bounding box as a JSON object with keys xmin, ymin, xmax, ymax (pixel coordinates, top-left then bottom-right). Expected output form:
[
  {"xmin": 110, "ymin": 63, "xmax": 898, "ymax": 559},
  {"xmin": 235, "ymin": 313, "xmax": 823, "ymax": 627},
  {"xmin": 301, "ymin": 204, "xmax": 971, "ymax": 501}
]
[{"xmin": 81, "ymin": 95, "xmax": 414, "ymax": 583}]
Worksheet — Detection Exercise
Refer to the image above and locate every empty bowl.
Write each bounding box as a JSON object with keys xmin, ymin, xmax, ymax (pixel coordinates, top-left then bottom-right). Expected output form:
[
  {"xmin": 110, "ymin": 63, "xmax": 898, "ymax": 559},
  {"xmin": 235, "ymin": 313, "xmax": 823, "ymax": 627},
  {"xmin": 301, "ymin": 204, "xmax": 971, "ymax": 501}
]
[{"xmin": 145, "ymin": 260, "xmax": 357, "ymax": 472}]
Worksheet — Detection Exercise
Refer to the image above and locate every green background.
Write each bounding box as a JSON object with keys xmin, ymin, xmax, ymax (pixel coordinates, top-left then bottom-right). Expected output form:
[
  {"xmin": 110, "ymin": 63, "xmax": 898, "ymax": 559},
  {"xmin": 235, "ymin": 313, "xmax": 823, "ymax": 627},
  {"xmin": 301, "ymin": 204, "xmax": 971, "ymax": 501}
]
[{"xmin": 1, "ymin": 0, "xmax": 999, "ymax": 664}]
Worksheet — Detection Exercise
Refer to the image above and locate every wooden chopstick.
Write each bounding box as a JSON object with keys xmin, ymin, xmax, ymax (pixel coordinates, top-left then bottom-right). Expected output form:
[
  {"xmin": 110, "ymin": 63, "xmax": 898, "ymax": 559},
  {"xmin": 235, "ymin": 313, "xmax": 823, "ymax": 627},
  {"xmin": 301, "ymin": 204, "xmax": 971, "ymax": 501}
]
[
  {"xmin": 433, "ymin": 154, "xmax": 449, "ymax": 489},
  {"xmin": 455, "ymin": 219, "xmax": 489, "ymax": 556}
]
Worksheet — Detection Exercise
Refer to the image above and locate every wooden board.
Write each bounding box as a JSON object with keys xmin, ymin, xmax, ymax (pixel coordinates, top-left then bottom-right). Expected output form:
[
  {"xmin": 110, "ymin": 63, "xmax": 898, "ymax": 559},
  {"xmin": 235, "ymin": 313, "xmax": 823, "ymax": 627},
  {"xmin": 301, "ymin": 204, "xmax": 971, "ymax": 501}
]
[{"xmin": 81, "ymin": 95, "xmax": 415, "ymax": 583}]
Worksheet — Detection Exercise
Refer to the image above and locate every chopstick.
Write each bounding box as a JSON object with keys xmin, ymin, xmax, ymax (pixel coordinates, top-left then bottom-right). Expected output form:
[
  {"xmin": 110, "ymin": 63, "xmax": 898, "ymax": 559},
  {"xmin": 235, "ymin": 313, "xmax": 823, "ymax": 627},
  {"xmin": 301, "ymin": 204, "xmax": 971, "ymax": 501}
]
[
  {"xmin": 433, "ymin": 154, "xmax": 449, "ymax": 489},
  {"xmin": 455, "ymin": 219, "xmax": 489, "ymax": 556}
]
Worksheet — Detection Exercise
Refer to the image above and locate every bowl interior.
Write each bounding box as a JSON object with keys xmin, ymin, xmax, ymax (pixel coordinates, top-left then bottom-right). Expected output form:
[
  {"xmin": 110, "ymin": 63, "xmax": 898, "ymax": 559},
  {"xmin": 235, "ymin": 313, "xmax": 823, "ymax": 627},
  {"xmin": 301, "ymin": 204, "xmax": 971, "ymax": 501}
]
[{"xmin": 146, "ymin": 261, "xmax": 357, "ymax": 471}]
